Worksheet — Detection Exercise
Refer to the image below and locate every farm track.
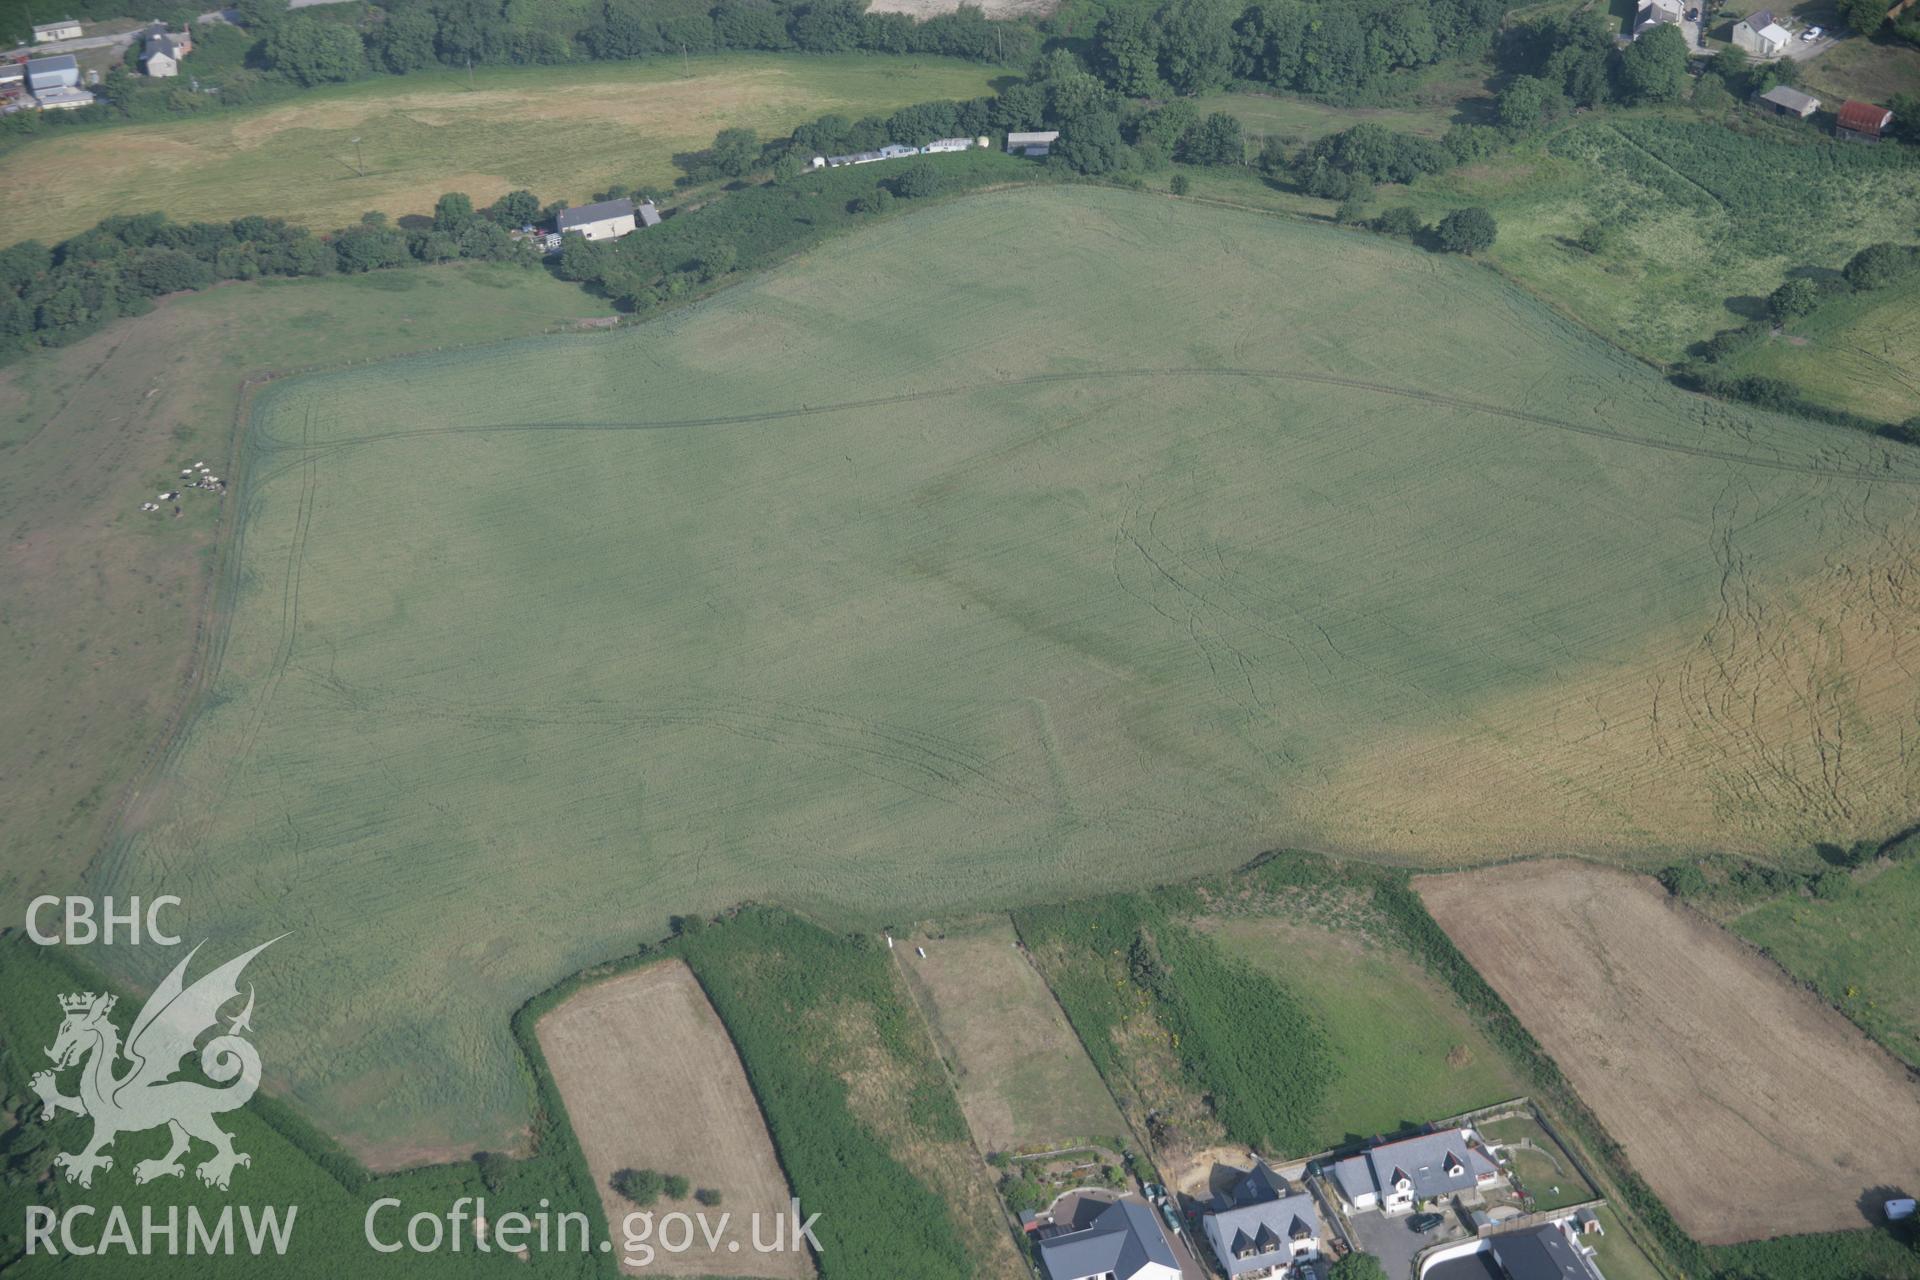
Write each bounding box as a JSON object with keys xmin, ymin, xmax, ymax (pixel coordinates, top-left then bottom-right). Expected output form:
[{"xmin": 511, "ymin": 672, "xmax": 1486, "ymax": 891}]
[{"xmin": 255, "ymin": 365, "xmax": 1920, "ymax": 487}]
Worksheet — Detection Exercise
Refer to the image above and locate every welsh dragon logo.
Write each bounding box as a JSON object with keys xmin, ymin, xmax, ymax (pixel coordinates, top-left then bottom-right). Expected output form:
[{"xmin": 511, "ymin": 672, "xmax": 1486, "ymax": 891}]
[{"xmin": 32, "ymin": 938, "xmax": 281, "ymax": 1191}]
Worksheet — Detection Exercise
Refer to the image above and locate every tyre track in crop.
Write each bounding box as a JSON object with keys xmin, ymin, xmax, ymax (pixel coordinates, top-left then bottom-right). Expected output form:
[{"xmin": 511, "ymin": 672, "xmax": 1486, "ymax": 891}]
[
  {"xmin": 254, "ymin": 365, "xmax": 1920, "ymax": 488},
  {"xmin": 303, "ymin": 683, "xmax": 1052, "ymax": 812}
]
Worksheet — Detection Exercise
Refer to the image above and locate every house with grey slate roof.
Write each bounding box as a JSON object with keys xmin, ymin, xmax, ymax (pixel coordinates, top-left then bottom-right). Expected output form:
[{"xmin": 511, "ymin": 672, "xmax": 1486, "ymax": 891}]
[
  {"xmin": 1487, "ymin": 1222, "xmax": 1602, "ymax": 1280},
  {"xmin": 1203, "ymin": 1165, "xmax": 1324, "ymax": 1279},
  {"xmin": 1328, "ymin": 1128, "xmax": 1503, "ymax": 1214},
  {"xmin": 1036, "ymin": 1198, "xmax": 1182, "ymax": 1280}
]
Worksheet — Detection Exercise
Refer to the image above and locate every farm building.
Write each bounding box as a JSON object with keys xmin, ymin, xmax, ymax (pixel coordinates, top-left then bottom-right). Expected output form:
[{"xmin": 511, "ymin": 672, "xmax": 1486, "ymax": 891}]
[
  {"xmin": 1036, "ymin": 1198, "xmax": 1181, "ymax": 1280},
  {"xmin": 34, "ymin": 84, "xmax": 94, "ymax": 109},
  {"xmin": 556, "ymin": 197, "xmax": 637, "ymax": 241},
  {"xmin": 1755, "ymin": 85, "xmax": 1820, "ymax": 117},
  {"xmin": 824, "ymin": 149, "xmax": 884, "ymax": 166},
  {"xmin": 141, "ymin": 26, "xmax": 192, "ymax": 77},
  {"xmin": 1203, "ymin": 1165, "xmax": 1325, "ymax": 1279},
  {"xmin": 1632, "ymin": 0, "xmax": 1682, "ymax": 38},
  {"xmin": 636, "ymin": 199, "xmax": 661, "ymax": 228},
  {"xmin": 1732, "ymin": 11, "xmax": 1791, "ymax": 55},
  {"xmin": 877, "ymin": 143, "xmax": 917, "ymax": 160},
  {"xmin": 922, "ymin": 137, "xmax": 974, "ymax": 153},
  {"xmin": 0, "ymin": 63, "xmax": 23, "ymax": 89},
  {"xmin": 1328, "ymin": 1128, "xmax": 1504, "ymax": 1215},
  {"xmin": 1007, "ymin": 130, "xmax": 1060, "ymax": 157},
  {"xmin": 1835, "ymin": 99, "xmax": 1893, "ymax": 141},
  {"xmin": 25, "ymin": 54, "xmax": 78, "ymax": 93},
  {"xmin": 32, "ymin": 19, "xmax": 82, "ymax": 41}
]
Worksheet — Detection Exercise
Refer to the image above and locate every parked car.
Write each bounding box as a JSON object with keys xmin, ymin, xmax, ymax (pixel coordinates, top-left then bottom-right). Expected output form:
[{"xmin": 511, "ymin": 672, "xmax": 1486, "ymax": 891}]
[
  {"xmin": 1801, "ymin": 24, "xmax": 1822, "ymax": 37},
  {"xmin": 1409, "ymin": 1213, "xmax": 1447, "ymax": 1234}
]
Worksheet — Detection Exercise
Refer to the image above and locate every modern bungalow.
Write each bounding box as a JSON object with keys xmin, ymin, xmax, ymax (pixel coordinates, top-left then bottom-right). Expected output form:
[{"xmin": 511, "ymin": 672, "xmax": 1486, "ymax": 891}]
[
  {"xmin": 1486, "ymin": 1222, "xmax": 1603, "ymax": 1280},
  {"xmin": 32, "ymin": 19, "xmax": 83, "ymax": 42},
  {"xmin": 1330, "ymin": 1129, "xmax": 1504, "ymax": 1214},
  {"xmin": 1037, "ymin": 1199, "xmax": 1183, "ymax": 1280},
  {"xmin": 1204, "ymin": 1165, "xmax": 1324, "ymax": 1280}
]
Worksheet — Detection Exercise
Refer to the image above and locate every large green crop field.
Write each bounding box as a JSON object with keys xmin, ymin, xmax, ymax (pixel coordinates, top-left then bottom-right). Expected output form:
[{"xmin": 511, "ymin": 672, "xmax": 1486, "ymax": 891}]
[
  {"xmin": 89, "ymin": 185, "xmax": 1920, "ymax": 1160},
  {"xmin": 0, "ymin": 53, "xmax": 1000, "ymax": 248}
]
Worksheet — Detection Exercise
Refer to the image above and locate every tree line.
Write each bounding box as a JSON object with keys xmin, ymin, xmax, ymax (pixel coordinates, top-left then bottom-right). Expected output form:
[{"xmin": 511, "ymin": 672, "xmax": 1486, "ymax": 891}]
[{"xmin": 0, "ymin": 194, "xmax": 551, "ymax": 352}]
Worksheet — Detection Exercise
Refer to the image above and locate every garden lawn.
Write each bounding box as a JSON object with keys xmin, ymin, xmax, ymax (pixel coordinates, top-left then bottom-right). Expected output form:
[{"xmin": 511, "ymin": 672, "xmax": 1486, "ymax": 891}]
[{"xmin": 1203, "ymin": 917, "xmax": 1520, "ymax": 1147}]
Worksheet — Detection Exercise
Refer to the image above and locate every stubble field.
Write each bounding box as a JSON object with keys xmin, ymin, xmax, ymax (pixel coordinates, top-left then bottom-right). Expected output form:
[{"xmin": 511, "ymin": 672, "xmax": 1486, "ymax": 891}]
[
  {"xmin": 0, "ymin": 54, "xmax": 998, "ymax": 248},
  {"xmin": 89, "ymin": 185, "xmax": 1920, "ymax": 1157},
  {"xmin": 1418, "ymin": 861, "xmax": 1920, "ymax": 1243},
  {"xmin": 536, "ymin": 960, "xmax": 807, "ymax": 1278}
]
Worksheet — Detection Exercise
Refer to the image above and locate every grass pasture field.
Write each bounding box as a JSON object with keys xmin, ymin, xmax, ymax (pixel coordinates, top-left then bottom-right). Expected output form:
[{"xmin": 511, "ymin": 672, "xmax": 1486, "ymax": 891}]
[
  {"xmin": 1418, "ymin": 862, "xmax": 1920, "ymax": 1243},
  {"xmin": 83, "ymin": 184, "xmax": 1920, "ymax": 1159},
  {"xmin": 1201, "ymin": 917, "xmax": 1520, "ymax": 1146},
  {"xmin": 536, "ymin": 960, "xmax": 806, "ymax": 1278},
  {"xmin": 1721, "ymin": 275, "xmax": 1920, "ymax": 424},
  {"xmin": 1731, "ymin": 858, "xmax": 1920, "ymax": 1069},
  {"xmin": 897, "ymin": 917, "xmax": 1128, "ymax": 1155},
  {"xmin": 0, "ymin": 262, "xmax": 612, "ymax": 910},
  {"xmin": 0, "ymin": 54, "xmax": 1001, "ymax": 248},
  {"xmin": 1404, "ymin": 111, "xmax": 1920, "ymax": 362}
]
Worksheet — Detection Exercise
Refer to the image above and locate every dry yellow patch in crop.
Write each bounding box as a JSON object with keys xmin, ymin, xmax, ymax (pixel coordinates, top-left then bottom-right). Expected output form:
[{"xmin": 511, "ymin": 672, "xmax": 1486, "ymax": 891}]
[{"xmin": 1296, "ymin": 503, "xmax": 1920, "ymax": 861}]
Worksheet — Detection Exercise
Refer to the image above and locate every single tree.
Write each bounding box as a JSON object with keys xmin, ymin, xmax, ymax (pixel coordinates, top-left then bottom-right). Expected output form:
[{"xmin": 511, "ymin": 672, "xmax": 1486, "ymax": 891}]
[
  {"xmin": 1766, "ymin": 277, "xmax": 1819, "ymax": 322},
  {"xmin": 663, "ymin": 1173, "xmax": 691, "ymax": 1199},
  {"xmin": 1331, "ymin": 1251, "xmax": 1392, "ymax": 1280},
  {"xmin": 1169, "ymin": 172, "xmax": 1190, "ymax": 195},
  {"xmin": 1615, "ymin": 24, "xmax": 1688, "ymax": 105},
  {"xmin": 611, "ymin": 1168, "xmax": 666, "ymax": 1206},
  {"xmin": 1436, "ymin": 206, "xmax": 1497, "ymax": 253}
]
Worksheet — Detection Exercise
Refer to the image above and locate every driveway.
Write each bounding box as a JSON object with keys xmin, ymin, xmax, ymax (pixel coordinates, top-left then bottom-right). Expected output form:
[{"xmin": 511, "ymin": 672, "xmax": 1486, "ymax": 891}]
[
  {"xmin": 1780, "ymin": 28, "xmax": 1839, "ymax": 60},
  {"xmin": 1343, "ymin": 1205, "xmax": 1474, "ymax": 1280}
]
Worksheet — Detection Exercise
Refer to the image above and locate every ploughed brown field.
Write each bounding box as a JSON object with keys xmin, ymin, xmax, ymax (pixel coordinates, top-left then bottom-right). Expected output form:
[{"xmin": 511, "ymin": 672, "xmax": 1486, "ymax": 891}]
[
  {"xmin": 1417, "ymin": 861, "xmax": 1920, "ymax": 1244},
  {"xmin": 536, "ymin": 961, "xmax": 808, "ymax": 1278}
]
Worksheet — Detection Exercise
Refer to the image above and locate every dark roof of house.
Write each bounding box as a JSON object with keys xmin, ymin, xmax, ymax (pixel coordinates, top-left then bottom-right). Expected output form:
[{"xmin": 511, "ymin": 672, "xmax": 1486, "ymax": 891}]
[
  {"xmin": 1836, "ymin": 100, "xmax": 1892, "ymax": 133},
  {"xmin": 1205, "ymin": 1191, "xmax": 1322, "ymax": 1280},
  {"xmin": 1492, "ymin": 1225, "xmax": 1592, "ymax": 1280},
  {"xmin": 1743, "ymin": 9, "xmax": 1774, "ymax": 25},
  {"xmin": 555, "ymin": 197, "xmax": 635, "ymax": 230},
  {"xmin": 1037, "ymin": 1199, "xmax": 1179, "ymax": 1280},
  {"xmin": 144, "ymin": 31, "xmax": 187, "ymax": 56},
  {"xmin": 1227, "ymin": 1163, "xmax": 1289, "ymax": 1207},
  {"xmin": 1365, "ymin": 1130, "xmax": 1498, "ymax": 1201}
]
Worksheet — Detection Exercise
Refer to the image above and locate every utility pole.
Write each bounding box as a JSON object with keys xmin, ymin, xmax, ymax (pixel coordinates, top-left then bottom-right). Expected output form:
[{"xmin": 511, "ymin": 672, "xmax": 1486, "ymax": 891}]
[
  {"xmin": 351, "ymin": 135, "xmax": 363, "ymax": 176},
  {"xmin": 466, "ymin": 54, "xmax": 473, "ymax": 90},
  {"xmin": 681, "ymin": 42, "xmax": 689, "ymax": 76}
]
